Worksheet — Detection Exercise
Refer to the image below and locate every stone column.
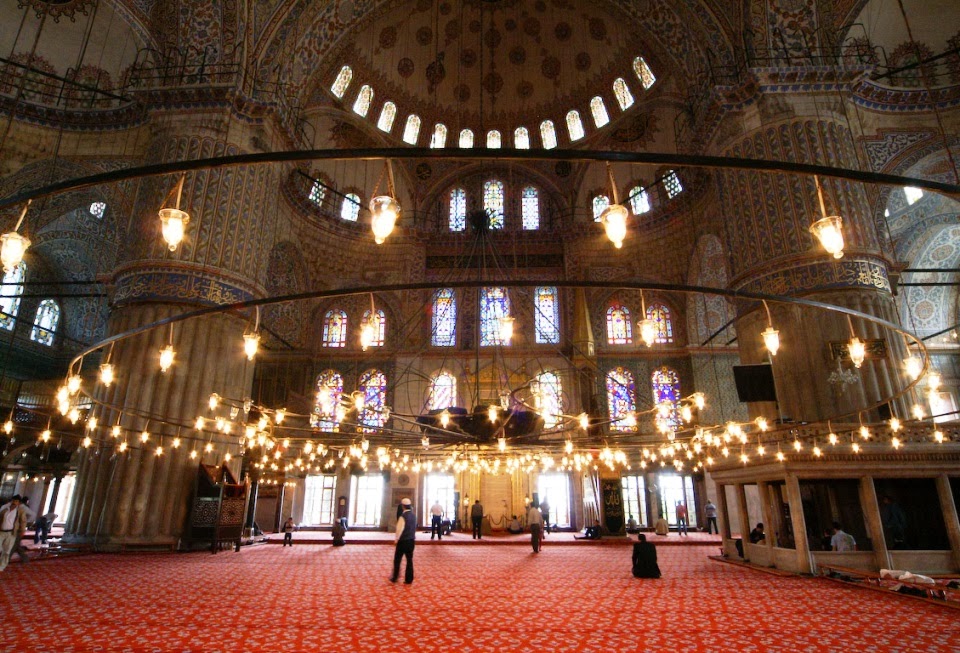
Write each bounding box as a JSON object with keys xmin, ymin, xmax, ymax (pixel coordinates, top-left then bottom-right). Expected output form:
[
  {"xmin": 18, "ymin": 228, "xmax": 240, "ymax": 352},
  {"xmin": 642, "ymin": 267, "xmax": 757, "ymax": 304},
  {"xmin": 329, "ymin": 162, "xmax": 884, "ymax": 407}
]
[
  {"xmin": 784, "ymin": 473, "xmax": 812, "ymax": 573},
  {"xmin": 714, "ymin": 113, "xmax": 908, "ymax": 423},
  {"xmin": 860, "ymin": 476, "xmax": 891, "ymax": 570},
  {"xmin": 757, "ymin": 480, "xmax": 775, "ymax": 560},
  {"xmin": 736, "ymin": 483, "xmax": 750, "ymax": 559},
  {"xmin": 935, "ymin": 474, "xmax": 960, "ymax": 571},
  {"xmin": 66, "ymin": 118, "xmax": 280, "ymax": 549},
  {"xmin": 646, "ymin": 471, "xmax": 660, "ymax": 524},
  {"xmin": 716, "ymin": 483, "xmax": 730, "ymax": 538}
]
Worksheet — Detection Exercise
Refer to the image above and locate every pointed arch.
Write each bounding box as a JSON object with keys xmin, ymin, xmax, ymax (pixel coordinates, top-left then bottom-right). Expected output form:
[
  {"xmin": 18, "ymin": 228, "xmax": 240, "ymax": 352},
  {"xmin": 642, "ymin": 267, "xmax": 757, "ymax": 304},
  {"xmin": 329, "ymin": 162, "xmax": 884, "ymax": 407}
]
[
  {"xmin": 322, "ymin": 309, "xmax": 347, "ymax": 347},
  {"xmin": 534, "ymin": 371, "xmax": 563, "ymax": 429},
  {"xmin": 645, "ymin": 303, "xmax": 674, "ymax": 343},
  {"xmin": 358, "ymin": 369, "xmax": 388, "ymax": 432},
  {"xmin": 606, "ymin": 302, "xmax": 632, "ymax": 345},
  {"xmin": 352, "ymin": 84, "xmax": 373, "ymax": 116},
  {"xmin": 377, "ymin": 101, "xmax": 397, "ymax": 132},
  {"xmin": 30, "ymin": 299, "xmax": 59, "ymax": 346},
  {"xmin": 590, "ymin": 97, "xmax": 609, "ymax": 128},
  {"xmin": 428, "ymin": 371, "xmax": 458, "ymax": 410},
  {"xmin": 566, "ymin": 110, "xmax": 585, "ymax": 141},
  {"xmin": 331, "ymin": 65, "xmax": 353, "ymax": 98},
  {"xmin": 432, "ymin": 289, "xmax": 457, "ymax": 347},
  {"xmin": 613, "ymin": 78, "xmax": 634, "ymax": 110},
  {"xmin": 606, "ymin": 367, "xmax": 636, "ymax": 431},
  {"xmin": 312, "ymin": 370, "xmax": 344, "ymax": 431}
]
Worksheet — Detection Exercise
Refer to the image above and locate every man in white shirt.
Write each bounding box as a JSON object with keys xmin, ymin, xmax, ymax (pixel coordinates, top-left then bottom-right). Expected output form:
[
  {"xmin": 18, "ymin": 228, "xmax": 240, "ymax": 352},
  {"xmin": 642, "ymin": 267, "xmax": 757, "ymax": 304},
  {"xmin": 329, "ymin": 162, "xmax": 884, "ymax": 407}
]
[
  {"xmin": 0, "ymin": 496, "xmax": 28, "ymax": 571},
  {"xmin": 527, "ymin": 503, "xmax": 544, "ymax": 553},
  {"xmin": 830, "ymin": 522, "xmax": 856, "ymax": 552},
  {"xmin": 429, "ymin": 500, "xmax": 444, "ymax": 540}
]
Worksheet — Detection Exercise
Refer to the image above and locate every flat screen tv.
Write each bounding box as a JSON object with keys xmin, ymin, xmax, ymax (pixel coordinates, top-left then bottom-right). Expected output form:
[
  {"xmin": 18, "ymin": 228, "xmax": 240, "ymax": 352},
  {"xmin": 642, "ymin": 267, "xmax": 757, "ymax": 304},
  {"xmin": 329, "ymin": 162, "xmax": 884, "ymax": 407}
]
[{"xmin": 733, "ymin": 364, "xmax": 777, "ymax": 403}]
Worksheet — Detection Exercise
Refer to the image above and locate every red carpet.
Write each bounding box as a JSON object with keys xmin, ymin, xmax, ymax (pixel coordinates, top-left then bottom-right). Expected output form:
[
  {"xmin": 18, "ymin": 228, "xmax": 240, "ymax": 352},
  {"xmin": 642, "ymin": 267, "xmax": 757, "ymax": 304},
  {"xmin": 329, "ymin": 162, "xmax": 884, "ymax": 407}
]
[{"xmin": 2, "ymin": 544, "xmax": 958, "ymax": 652}]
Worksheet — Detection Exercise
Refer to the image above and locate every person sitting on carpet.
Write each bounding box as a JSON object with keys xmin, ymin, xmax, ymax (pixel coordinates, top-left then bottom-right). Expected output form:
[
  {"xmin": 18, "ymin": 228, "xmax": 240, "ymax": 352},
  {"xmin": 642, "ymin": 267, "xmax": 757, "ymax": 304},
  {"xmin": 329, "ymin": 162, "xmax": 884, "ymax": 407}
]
[
  {"xmin": 575, "ymin": 521, "xmax": 602, "ymax": 540},
  {"xmin": 626, "ymin": 514, "xmax": 639, "ymax": 534},
  {"xmin": 331, "ymin": 520, "xmax": 346, "ymax": 547},
  {"xmin": 507, "ymin": 515, "xmax": 523, "ymax": 534},
  {"xmin": 655, "ymin": 514, "xmax": 669, "ymax": 536},
  {"xmin": 632, "ymin": 534, "xmax": 661, "ymax": 578},
  {"xmin": 749, "ymin": 523, "xmax": 766, "ymax": 544}
]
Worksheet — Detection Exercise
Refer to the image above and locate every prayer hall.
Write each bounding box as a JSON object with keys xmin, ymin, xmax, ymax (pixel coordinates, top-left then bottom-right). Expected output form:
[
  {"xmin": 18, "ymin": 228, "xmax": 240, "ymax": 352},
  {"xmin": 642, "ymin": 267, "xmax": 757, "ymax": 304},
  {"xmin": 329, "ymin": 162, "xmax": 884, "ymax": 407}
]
[{"xmin": 1, "ymin": 0, "xmax": 960, "ymax": 651}]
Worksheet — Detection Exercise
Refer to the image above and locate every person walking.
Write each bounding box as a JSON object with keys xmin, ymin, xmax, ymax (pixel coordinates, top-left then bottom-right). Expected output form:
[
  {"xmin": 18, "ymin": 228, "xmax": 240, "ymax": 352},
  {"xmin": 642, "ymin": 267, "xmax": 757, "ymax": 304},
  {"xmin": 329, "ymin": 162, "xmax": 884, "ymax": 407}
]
[
  {"xmin": 676, "ymin": 502, "xmax": 688, "ymax": 536},
  {"xmin": 0, "ymin": 496, "xmax": 27, "ymax": 572},
  {"xmin": 470, "ymin": 499, "xmax": 484, "ymax": 540},
  {"xmin": 527, "ymin": 503, "xmax": 544, "ymax": 553},
  {"xmin": 10, "ymin": 497, "xmax": 34, "ymax": 562},
  {"xmin": 390, "ymin": 498, "xmax": 416, "ymax": 584},
  {"xmin": 704, "ymin": 499, "xmax": 718, "ymax": 534},
  {"xmin": 430, "ymin": 499, "xmax": 444, "ymax": 540},
  {"xmin": 282, "ymin": 517, "xmax": 296, "ymax": 547}
]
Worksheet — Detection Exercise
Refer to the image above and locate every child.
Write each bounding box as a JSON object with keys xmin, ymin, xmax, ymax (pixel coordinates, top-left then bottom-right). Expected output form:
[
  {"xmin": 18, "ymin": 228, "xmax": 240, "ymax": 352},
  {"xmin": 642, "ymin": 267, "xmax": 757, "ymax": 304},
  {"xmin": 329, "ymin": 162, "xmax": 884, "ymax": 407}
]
[{"xmin": 282, "ymin": 517, "xmax": 296, "ymax": 547}]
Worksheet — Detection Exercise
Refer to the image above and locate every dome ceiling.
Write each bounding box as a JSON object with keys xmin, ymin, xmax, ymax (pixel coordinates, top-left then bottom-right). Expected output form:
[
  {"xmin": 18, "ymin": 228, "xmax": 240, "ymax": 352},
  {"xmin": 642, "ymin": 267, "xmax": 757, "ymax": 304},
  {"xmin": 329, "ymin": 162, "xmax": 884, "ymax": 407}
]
[{"xmin": 318, "ymin": 0, "xmax": 660, "ymax": 127}]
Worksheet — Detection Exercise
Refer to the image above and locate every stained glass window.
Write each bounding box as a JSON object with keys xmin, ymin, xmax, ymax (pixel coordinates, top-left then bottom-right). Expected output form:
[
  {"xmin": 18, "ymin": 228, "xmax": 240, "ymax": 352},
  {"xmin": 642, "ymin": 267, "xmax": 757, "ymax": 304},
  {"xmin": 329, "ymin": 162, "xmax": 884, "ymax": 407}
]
[
  {"xmin": 361, "ymin": 308, "xmax": 385, "ymax": 348},
  {"xmin": 358, "ymin": 369, "xmax": 388, "ymax": 432},
  {"xmin": 651, "ymin": 366, "xmax": 680, "ymax": 430},
  {"xmin": 331, "ymin": 65, "xmax": 352, "ymax": 98},
  {"xmin": 377, "ymin": 101, "xmax": 397, "ymax": 132},
  {"xmin": 590, "ymin": 97, "xmax": 609, "ymax": 128},
  {"xmin": 480, "ymin": 287, "xmax": 510, "ymax": 346},
  {"xmin": 540, "ymin": 120, "xmax": 557, "ymax": 149},
  {"xmin": 521, "ymin": 186, "xmax": 539, "ymax": 230},
  {"xmin": 341, "ymin": 193, "xmax": 361, "ymax": 221},
  {"xmin": 566, "ymin": 110, "xmax": 585, "ymax": 141},
  {"xmin": 459, "ymin": 129, "xmax": 474, "ymax": 148},
  {"xmin": 29, "ymin": 299, "xmax": 58, "ymax": 346},
  {"xmin": 89, "ymin": 201, "xmax": 106, "ymax": 219},
  {"xmin": 449, "ymin": 188, "xmax": 466, "ymax": 232},
  {"xmin": 592, "ymin": 194, "xmax": 610, "ymax": 222},
  {"xmin": 403, "ymin": 115, "xmax": 421, "ymax": 144},
  {"xmin": 514, "ymin": 127, "xmax": 530, "ymax": 149},
  {"xmin": 904, "ymin": 186, "xmax": 923, "ymax": 205},
  {"xmin": 483, "ymin": 180, "xmax": 504, "ymax": 229},
  {"xmin": 606, "ymin": 303, "xmax": 632, "ymax": 345},
  {"xmin": 663, "ymin": 170, "xmax": 683, "ymax": 198},
  {"xmin": 0, "ymin": 262, "xmax": 25, "ymax": 331},
  {"xmin": 353, "ymin": 84, "xmax": 373, "ymax": 117},
  {"xmin": 534, "ymin": 286, "xmax": 560, "ymax": 344},
  {"xmin": 322, "ymin": 309, "xmax": 347, "ymax": 347},
  {"xmin": 431, "ymin": 123, "xmax": 447, "ymax": 148},
  {"xmin": 487, "ymin": 130, "xmax": 501, "ymax": 149},
  {"xmin": 606, "ymin": 367, "xmax": 637, "ymax": 432},
  {"xmin": 646, "ymin": 303, "xmax": 674, "ymax": 343},
  {"xmin": 312, "ymin": 370, "xmax": 343, "ymax": 430},
  {"xmin": 309, "ymin": 181, "xmax": 325, "ymax": 206},
  {"xmin": 534, "ymin": 371, "xmax": 563, "ymax": 429},
  {"xmin": 613, "ymin": 78, "xmax": 634, "ymax": 110},
  {"xmin": 629, "ymin": 186, "xmax": 650, "ymax": 214},
  {"xmin": 432, "ymin": 289, "xmax": 456, "ymax": 347},
  {"xmin": 428, "ymin": 371, "xmax": 457, "ymax": 410},
  {"xmin": 633, "ymin": 56, "xmax": 656, "ymax": 89}
]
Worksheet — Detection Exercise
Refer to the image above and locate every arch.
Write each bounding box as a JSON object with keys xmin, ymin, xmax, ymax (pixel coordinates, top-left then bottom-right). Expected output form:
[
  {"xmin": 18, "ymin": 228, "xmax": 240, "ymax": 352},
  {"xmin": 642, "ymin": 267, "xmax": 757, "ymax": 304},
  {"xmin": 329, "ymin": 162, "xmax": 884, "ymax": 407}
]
[
  {"xmin": 430, "ymin": 123, "xmax": 447, "ymax": 148},
  {"xmin": 521, "ymin": 186, "xmax": 540, "ymax": 230},
  {"xmin": 540, "ymin": 121, "xmax": 557, "ymax": 149},
  {"xmin": 534, "ymin": 286, "xmax": 560, "ymax": 344},
  {"xmin": 431, "ymin": 288, "xmax": 457, "ymax": 347},
  {"xmin": 312, "ymin": 370, "xmax": 344, "ymax": 430},
  {"xmin": 0, "ymin": 262, "xmax": 26, "ymax": 331},
  {"xmin": 341, "ymin": 193, "xmax": 361, "ymax": 221},
  {"xmin": 628, "ymin": 186, "xmax": 650, "ymax": 215},
  {"xmin": 534, "ymin": 371, "xmax": 563, "ymax": 429},
  {"xmin": 358, "ymin": 369, "xmax": 388, "ymax": 432},
  {"xmin": 613, "ymin": 78, "xmax": 634, "ymax": 110},
  {"xmin": 30, "ymin": 299, "xmax": 59, "ymax": 346},
  {"xmin": 402, "ymin": 115, "xmax": 422, "ymax": 145},
  {"xmin": 566, "ymin": 110, "xmax": 585, "ymax": 141},
  {"xmin": 480, "ymin": 287, "xmax": 511, "ymax": 346},
  {"xmin": 487, "ymin": 131, "xmax": 502, "ymax": 149},
  {"xmin": 483, "ymin": 180, "xmax": 505, "ymax": 230},
  {"xmin": 651, "ymin": 366, "xmax": 680, "ymax": 430},
  {"xmin": 361, "ymin": 308, "xmax": 386, "ymax": 348},
  {"xmin": 449, "ymin": 188, "xmax": 466, "ymax": 232},
  {"xmin": 331, "ymin": 65, "xmax": 353, "ymax": 98},
  {"xmin": 514, "ymin": 127, "xmax": 530, "ymax": 149},
  {"xmin": 606, "ymin": 302, "xmax": 633, "ymax": 345},
  {"xmin": 606, "ymin": 367, "xmax": 636, "ymax": 431},
  {"xmin": 645, "ymin": 303, "xmax": 674, "ymax": 344},
  {"xmin": 590, "ymin": 97, "xmax": 610, "ymax": 128},
  {"xmin": 428, "ymin": 371, "xmax": 458, "ymax": 410},
  {"xmin": 377, "ymin": 101, "xmax": 397, "ymax": 132},
  {"xmin": 352, "ymin": 84, "xmax": 373, "ymax": 116},
  {"xmin": 322, "ymin": 309, "xmax": 347, "ymax": 347},
  {"xmin": 459, "ymin": 129, "xmax": 474, "ymax": 148},
  {"xmin": 633, "ymin": 56, "xmax": 656, "ymax": 89},
  {"xmin": 592, "ymin": 194, "xmax": 610, "ymax": 222}
]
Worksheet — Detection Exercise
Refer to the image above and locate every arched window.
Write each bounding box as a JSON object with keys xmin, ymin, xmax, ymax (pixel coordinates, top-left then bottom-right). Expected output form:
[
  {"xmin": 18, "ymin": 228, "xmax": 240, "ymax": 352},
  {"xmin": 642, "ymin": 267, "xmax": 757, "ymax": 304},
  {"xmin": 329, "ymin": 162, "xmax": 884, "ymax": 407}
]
[
  {"xmin": 402, "ymin": 115, "xmax": 421, "ymax": 144},
  {"xmin": 377, "ymin": 101, "xmax": 397, "ymax": 132},
  {"xmin": 566, "ymin": 110, "xmax": 585, "ymax": 141},
  {"xmin": 331, "ymin": 65, "xmax": 353, "ymax": 98},
  {"xmin": 308, "ymin": 180, "xmax": 325, "ymax": 206},
  {"xmin": 0, "ymin": 262, "xmax": 26, "ymax": 331},
  {"xmin": 89, "ymin": 201, "xmax": 106, "ymax": 219},
  {"xmin": 312, "ymin": 370, "xmax": 344, "ymax": 431},
  {"xmin": 483, "ymin": 180, "xmax": 504, "ymax": 230},
  {"xmin": 534, "ymin": 371, "xmax": 563, "ymax": 429},
  {"xmin": 534, "ymin": 286, "xmax": 560, "ymax": 344},
  {"xmin": 322, "ymin": 309, "xmax": 347, "ymax": 347},
  {"xmin": 606, "ymin": 303, "xmax": 632, "ymax": 345},
  {"xmin": 633, "ymin": 56, "xmax": 656, "ymax": 89},
  {"xmin": 904, "ymin": 186, "xmax": 924, "ymax": 205},
  {"xmin": 480, "ymin": 287, "xmax": 510, "ymax": 346},
  {"xmin": 487, "ymin": 130, "xmax": 501, "ymax": 148},
  {"xmin": 651, "ymin": 366, "xmax": 680, "ymax": 430},
  {"xmin": 646, "ymin": 303, "xmax": 674, "ymax": 343},
  {"xmin": 352, "ymin": 85, "xmax": 373, "ymax": 117},
  {"xmin": 428, "ymin": 371, "xmax": 458, "ymax": 410},
  {"xmin": 592, "ymin": 194, "xmax": 610, "ymax": 222},
  {"xmin": 629, "ymin": 186, "xmax": 650, "ymax": 215},
  {"xmin": 30, "ymin": 299, "xmax": 59, "ymax": 346},
  {"xmin": 431, "ymin": 123, "xmax": 447, "ymax": 148},
  {"xmin": 449, "ymin": 188, "xmax": 466, "ymax": 232},
  {"xmin": 361, "ymin": 308, "xmax": 385, "ymax": 348},
  {"xmin": 459, "ymin": 129, "xmax": 474, "ymax": 148},
  {"xmin": 613, "ymin": 78, "xmax": 634, "ymax": 110},
  {"xmin": 606, "ymin": 367, "xmax": 636, "ymax": 431},
  {"xmin": 663, "ymin": 170, "xmax": 683, "ymax": 198},
  {"xmin": 431, "ymin": 288, "xmax": 457, "ymax": 347},
  {"xmin": 514, "ymin": 127, "xmax": 530, "ymax": 149},
  {"xmin": 540, "ymin": 120, "xmax": 557, "ymax": 149},
  {"xmin": 590, "ymin": 97, "xmax": 609, "ymax": 128},
  {"xmin": 521, "ymin": 186, "xmax": 539, "ymax": 230},
  {"xmin": 341, "ymin": 193, "xmax": 361, "ymax": 221},
  {"xmin": 358, "ymin": 369, "xmax": 388, "ymax": 432}
]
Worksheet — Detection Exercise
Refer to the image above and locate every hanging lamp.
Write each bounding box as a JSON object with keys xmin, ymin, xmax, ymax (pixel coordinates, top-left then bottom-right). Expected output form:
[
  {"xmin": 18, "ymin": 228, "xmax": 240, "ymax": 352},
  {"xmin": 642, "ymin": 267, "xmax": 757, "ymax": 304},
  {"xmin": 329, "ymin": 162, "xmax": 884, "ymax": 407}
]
[
  {"xmin": 1, "ymin": 200, "xmax": 32, "ymax": 273},
  {"xmin": 158, "ymin": 175, "xmax": 190, "ymax": 252},
  {"xmin": 600, "ymin": 163, "xmax": 628, "ymax": 248},
  {"xmin": 370, "ymin": 160, "xmax": 401, "ymax": 244},
  {"xmin": 809, "ymin": 176, "xmax": 844, "ymax": 259}
]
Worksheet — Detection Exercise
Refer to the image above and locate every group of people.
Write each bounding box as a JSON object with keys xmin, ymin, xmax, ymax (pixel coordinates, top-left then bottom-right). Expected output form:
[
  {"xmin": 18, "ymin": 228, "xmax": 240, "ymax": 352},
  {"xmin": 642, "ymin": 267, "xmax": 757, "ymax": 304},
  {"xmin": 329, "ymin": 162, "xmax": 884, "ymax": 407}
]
[{"xmin": 0, "ymin": 495, "xmax": 57, "ymax": 572}]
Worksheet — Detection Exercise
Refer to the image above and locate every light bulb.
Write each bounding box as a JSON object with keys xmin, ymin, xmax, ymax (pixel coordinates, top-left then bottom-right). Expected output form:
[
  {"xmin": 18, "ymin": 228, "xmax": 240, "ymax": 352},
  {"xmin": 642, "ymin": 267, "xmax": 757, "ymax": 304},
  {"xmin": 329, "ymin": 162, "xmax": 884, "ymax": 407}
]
[
  {"xmin": 639, "ymin": 318, "xmax": 657, "ymax": 348},
  {"xmin": 158, "ymin": 207, "xmax": 190, "ymax": 251},
  {"xmin": 859, "ymin": 425, "xmax": 871, "ymax": 440},
  {"xmin": 119, "ymin": 442, "xmax": 128, "ymax": 453},
  {"xmin": 82, "ymin": 436, "xmax": 92, "ymax": 448},
  {"xmin": 56, "ymin": 386, "xmax": 69, "ymax": 403},
  {"xmin": 369, "ymin": 195, "xmax": 401, "ymax": 244},
  {"xmin": 852, "ymin": 442, "xmax": 861, "ymax": 453},
  {"xmin": 360, "ymin": 322, "xmax": 376, "ymax": 351},
  {"xmin": 848, "ymin": 337, "xmax": 866, "ymax": 368},
  {"xmin": 498, "ymin": 316, "xmax": 514, "ymax": 344},
  {"xmin": 112, "ymin": 424, "xmax": 121, "ymax": 438},
  {"xmin": 776, "ymin": 451, "xmax": 785, "ymax": 462},
  {"xmin": 600, "ymin": 203, "xmax": 629, "ymax": 249},
  {"xmin": 761, "ymin": 326, "xmax": 780, "ymax": 356},
  {"xmin": 0, "ymin": 231, "xmax": 31, "ymax": 273},
  {"xmin": 692, "ymin": 393, "xmax": 705, "ymax": 410},
  {"xmin": 155, "ymin": 446, "xmax": 164, "ymax": 456},
  {"xmin": 813, "ymin": 445, "xmax": 822, "ymax": 457},
  {"xmin": 498, "ymin": 436, "xmax": 506, "ymax": 452},
  {"xmin": 903, "ymin": 356, "xmax": 922, "ymax": 381},
  {"xmin": 243, "ymin": 332, "xmax": 260, "ymax": 360},
  {"xmin": 755, "ymin": 417, "xmax": 769, "ymax": 432},
  {"xmin": 353, "ymin": 394, "xmax": 365, "ymax": 411},
  {"xmin": 275, "ymin": 409, "xmax": 285, "ymax": 424},
  {"xmin": 934, "ymin": 430, "xmax": 944, "ymax": 443},
  {"xmin": 86, "ymin": 416, "xmax": 98, "ymax": 431},
  {"xmin": 205, "ymin": 443, "xmax": 213, "ymax": 453},
  {"xmin": 68, "ymin": 408, "xmax": 80, "ymax": 424},
  {"xmin": 439, "ymin": 410, "xmax": 450, "ymax": 428},
  {"xmin": 565, "ymin": 439, "xmax": 574, "ymax": 454},
  {"xmin": 891, "ymin": 437, "xmax": 901, "ymax": 450},
  {"xmin": 889, "ymin": 417, "xmax": 901, "ymax": 433},
  {"xmin": 927, "ymin": 371, "xmax": 941, "ymax": 392},
  {"xmin": 809, "ymin": 215, "xmax": 844, "ymax": 258},
  {"xmin": 828, "ymin": 432, "xmax": 838, "ymax": 445},
  {"xmin": 208, "ymin": 393, "xmax": 220, "ymax": 411},
  {"xmin": 911, "ymin": 404, "xmax": 924, "ymax": 420},
  {"xmin": 488, "ymin": 405, "xmax": 498, "ymax": 423},
  {"xmin": 421, "ymin": 436, "xmax": 430, "ymax": 449},
  {"xmin": 2, "ymin": 420, "xmax": 11, "ymax": 435},
  {"xmin": 98, "ymin": 363, "xmax": 115, "ymax": 387},
  {"xmin": 172, "ymin": 437, "xmax": 181, "ymax": 448},
  {"xmin": 159, "ymin": 345, "xmax": 175, "ymax": 372},
  {"xmin": 224, "ymin": 452, "xmax": 231, "ymax": 462},
  {"xmin": 40, "ymin": 429, "xmax": 51, "ymax": 442},
  {"xmin": 67, "ymin": 374, "xmax": 82, "ymax": 395},
  {"xmin": 140, "ymin": 431, "xmax": 150, "ymax": 443}
]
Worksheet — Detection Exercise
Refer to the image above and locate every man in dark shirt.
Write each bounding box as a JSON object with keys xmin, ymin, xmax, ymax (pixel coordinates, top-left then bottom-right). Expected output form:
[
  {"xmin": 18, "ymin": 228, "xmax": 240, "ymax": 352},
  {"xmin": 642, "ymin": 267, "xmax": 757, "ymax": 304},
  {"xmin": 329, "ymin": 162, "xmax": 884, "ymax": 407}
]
[
  {"xmin": 749, "ymin": 523, "xmax": 766, "ymax": 544},
  {"xmin": 470, "ymin": 499, "xmax": 484, "ymax": 539},
  {"xmin": 390, "ymin": 498, "xmax": 416, "ymax": 584},
  {"xmin": 632, "ymin": 534, "xmax": 661, "ymax": 578}
]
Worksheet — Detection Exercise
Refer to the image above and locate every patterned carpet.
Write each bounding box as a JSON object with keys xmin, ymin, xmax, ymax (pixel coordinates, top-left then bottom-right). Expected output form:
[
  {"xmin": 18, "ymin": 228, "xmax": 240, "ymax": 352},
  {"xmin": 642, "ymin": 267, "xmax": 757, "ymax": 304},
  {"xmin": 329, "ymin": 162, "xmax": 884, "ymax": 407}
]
[{"xmin": 2, "ymin": 543, "xmax": 958, "ymax": 652}]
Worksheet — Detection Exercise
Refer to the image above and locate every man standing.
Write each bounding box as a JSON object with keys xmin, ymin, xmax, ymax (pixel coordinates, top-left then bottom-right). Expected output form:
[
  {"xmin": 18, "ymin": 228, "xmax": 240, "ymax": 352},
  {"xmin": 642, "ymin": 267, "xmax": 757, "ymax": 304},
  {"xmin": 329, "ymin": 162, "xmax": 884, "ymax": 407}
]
[
  {"xmin": 470, "ymin": 499, "xmax": 484, "ymax": 539},
  {"xmin": 34, "ymin": 511, "xmax": 57, "ymax": 545},
  {"xmin": 676, "ymin": 502, "xmax": 688, "ymax": 536},
  {"xmin": 704, "ymin": 499, "xmax": 718, "ymax": 534},
  {"xmin": 527, "ymin": 502, "xmax": 543, "ymax": 553},
  {"xmin": 430, "ymin": 499, "xmax": 444, "ymax": 540},
  {"xmin": 0, "ymin": 496, "xmax": 28, "ymax": 572},
  {"xmin": 830, "ymin": 522, "xmax": 857, "ymax": 552},
  {"xmin": 539, "ymin": 498, "xmax": 550, "ymax": 535},
  {"xmin": 880, "ymin": 495, "xmax": 907, "ymax": 549},
  {"xmin": 390, "ymin": 498, "xmax": 416, "ymax": 584}
]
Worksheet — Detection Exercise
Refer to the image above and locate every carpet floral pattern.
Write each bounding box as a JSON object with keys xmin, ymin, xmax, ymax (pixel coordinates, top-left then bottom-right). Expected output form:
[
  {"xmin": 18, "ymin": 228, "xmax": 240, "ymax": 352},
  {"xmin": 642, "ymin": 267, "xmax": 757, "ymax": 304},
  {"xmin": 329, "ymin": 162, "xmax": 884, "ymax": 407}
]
[{"xmin": 1, "ymin": 544, "xmax": 957, "ymax": 652}]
